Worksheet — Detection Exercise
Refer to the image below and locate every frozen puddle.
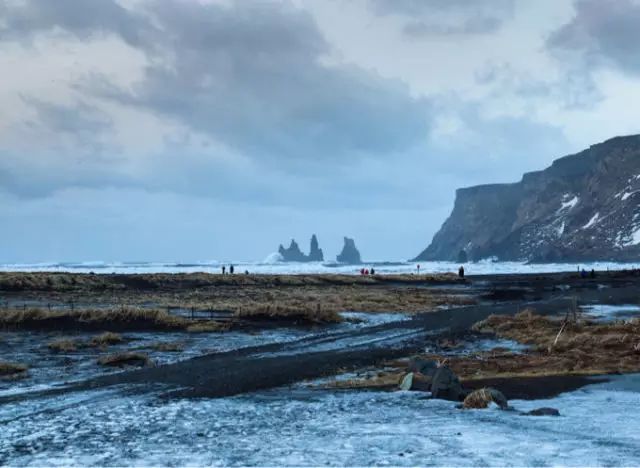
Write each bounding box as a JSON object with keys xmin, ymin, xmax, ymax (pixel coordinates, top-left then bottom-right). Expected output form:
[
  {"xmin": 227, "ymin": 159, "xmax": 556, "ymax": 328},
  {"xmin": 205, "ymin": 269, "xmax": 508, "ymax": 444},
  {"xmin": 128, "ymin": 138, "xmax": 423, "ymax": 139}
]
[
  {"xmin": 581, "ymin": 304, "xmax": 640, "ymax": 322},
  {"xmin": 1, "ymin": 375, "xmax": 639, "ymax": 466},
  {"xmin": 340, "ymin": 311, "xmax": 411, "ymax": 327}
]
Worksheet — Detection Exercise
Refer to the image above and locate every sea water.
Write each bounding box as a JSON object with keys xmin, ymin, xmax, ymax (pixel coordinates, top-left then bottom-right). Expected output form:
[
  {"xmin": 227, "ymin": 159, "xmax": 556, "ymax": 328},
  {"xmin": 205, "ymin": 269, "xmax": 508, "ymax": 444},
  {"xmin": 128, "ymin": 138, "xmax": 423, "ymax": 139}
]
[{"xmin": 0, "ymin": 259, "xmax": 636, "ymax": 275}]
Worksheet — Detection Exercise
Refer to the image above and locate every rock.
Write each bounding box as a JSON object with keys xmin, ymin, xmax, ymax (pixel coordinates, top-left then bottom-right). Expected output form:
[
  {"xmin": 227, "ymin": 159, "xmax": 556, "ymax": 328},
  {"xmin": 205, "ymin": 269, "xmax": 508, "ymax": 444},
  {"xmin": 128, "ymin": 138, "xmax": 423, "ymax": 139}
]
[
  {"xmin": 413, "ymin": 134, "xmax": 640, "ymax": 263},
  {"xmin": 524, "ymin": 407, "xmax": 560, "ymax": 417},
  {"xmin": 278, "ymin": 239, "xmax": 307, "ymax": 262},
  {"xmin": 277, "ymin": 235, "xmax": 324, "ymax": 262},
  {"xmin": 407, "ymin": 357, "xmax": 438, "ymax": 375},
  {"xmin": 430, "ymin": 365, "xmax": 466, "ymax": 401},
  {"xmin": 308, "ymin": 234, "xmax": 324, "ymax": 262},
  {"xmin": 336, "ymin": 237, "xmax": 362, "ymax": 264},
  {"xmin": 457, "ymin": 249, "xmax": 468, "ymax": 263},
  {"xmin": 398, "ymin": 372, "xmax": 413, "ymax": 391},
  {"xmin": 462, "ymin": 387, "xmax": 509, "ymax": 410}
]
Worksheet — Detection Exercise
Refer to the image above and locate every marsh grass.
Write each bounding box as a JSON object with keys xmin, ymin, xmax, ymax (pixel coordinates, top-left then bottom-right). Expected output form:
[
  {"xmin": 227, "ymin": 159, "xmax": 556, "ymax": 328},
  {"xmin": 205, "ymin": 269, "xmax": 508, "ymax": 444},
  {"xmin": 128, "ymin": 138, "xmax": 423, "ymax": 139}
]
[
  {"xmin": 0, "ymin": 360, "xmax": 28, "ymax": 377},
  {"xmin": 1, "ymin": 307, "xmax": 227, "ymax": 332},
  {"xmin": 97, "ymin": 352, "xmax": 152, "ymax": 367}
]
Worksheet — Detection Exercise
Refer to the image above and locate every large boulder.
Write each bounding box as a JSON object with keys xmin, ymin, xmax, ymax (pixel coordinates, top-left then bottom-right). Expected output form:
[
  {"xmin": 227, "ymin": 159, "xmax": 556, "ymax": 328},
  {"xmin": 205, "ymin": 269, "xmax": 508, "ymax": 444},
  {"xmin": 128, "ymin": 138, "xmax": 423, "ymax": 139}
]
[
  {"xmin": 524, "ymin": 407, "xmax": 560, "ymax": 417},
  {"xmin": 402, "ymin": 358, "xmax": 466, "ymax": 401},
  {"xmin": 462, "ymin": 387, "xmax": 509, "ymax": 410},
  {"xmin": 430, "ymin": 365, "xmax": 466, "ymax": 401},
  {"xmin": 336, "ymin": 237, "xmax": 362, "ymax": 264}
]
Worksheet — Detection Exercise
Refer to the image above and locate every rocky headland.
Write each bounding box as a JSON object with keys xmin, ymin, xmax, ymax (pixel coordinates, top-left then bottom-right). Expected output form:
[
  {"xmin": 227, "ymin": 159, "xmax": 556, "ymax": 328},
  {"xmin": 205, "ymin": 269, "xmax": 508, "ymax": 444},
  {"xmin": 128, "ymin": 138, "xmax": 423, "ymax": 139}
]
[{"xmin": 415, "ymin": 135, "xmax": 640, "ymax": 262}]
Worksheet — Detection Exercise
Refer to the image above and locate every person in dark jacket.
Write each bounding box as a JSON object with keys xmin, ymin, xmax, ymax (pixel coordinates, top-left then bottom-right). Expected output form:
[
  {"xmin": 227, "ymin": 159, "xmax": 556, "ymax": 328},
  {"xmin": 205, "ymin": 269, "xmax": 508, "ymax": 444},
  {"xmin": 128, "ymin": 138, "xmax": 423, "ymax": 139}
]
[{"xmin": 458, "ymin": 266, "xmax": 465, "ymax": 278}]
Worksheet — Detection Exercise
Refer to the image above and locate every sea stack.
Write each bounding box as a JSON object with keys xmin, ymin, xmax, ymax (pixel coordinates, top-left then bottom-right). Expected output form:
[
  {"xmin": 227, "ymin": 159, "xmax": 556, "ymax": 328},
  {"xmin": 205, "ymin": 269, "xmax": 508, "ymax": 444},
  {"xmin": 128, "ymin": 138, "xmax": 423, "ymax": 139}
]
[
  {"xmin": 307, "ymin": 234, "xmax": 324, "ymax": 261},
  {"xmin": 336, "ymin": 237, "xmax": 362, "ymax": 264},
  {"xmin": 277, "ymin": 235, "xmax": 324, "ymax": 262}
]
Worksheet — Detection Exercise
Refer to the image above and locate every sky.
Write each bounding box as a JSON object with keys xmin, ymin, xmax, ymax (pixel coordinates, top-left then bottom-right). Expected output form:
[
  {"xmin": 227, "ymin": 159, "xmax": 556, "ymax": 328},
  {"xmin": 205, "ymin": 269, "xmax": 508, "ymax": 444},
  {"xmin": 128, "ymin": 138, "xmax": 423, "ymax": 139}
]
[{"xmin": 1, "ymin": 0, "xmax": 640, "ymax": 263}]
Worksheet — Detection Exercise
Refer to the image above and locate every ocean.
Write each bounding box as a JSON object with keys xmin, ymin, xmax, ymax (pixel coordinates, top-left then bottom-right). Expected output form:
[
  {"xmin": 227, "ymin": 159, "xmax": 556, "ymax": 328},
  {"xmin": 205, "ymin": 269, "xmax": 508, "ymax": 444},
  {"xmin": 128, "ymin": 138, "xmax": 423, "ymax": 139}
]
[{"xmin": 0, "ymin": 258, "xmax": 636, "ymax": 275}]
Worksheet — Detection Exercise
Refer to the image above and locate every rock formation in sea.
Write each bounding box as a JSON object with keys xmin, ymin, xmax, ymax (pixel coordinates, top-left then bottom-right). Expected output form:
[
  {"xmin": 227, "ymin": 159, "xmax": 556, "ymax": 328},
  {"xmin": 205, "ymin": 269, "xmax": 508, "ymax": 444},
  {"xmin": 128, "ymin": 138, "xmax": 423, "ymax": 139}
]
[
  {"xmin": 336, "ymin": 237, "xmax": 362, "ymax": 264},
  {"xmin": 277, "ymin": 235, "xmax": 324, "ymax": 262},
  {"xmin": 307, "ymin": 234, "xmax": 324, "ymax": 262},
  {"xmin": 414, "ymin": 135, "xmax": 640, "ymax": 263}
]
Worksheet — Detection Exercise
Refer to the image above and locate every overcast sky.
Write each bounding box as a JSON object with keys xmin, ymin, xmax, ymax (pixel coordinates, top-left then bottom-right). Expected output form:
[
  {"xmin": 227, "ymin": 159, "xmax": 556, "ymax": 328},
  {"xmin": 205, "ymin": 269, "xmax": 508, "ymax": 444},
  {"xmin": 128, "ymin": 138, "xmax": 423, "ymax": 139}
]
[{"xmin": 1, "ymin": 0, "xmax": 640, "ymax": 263}]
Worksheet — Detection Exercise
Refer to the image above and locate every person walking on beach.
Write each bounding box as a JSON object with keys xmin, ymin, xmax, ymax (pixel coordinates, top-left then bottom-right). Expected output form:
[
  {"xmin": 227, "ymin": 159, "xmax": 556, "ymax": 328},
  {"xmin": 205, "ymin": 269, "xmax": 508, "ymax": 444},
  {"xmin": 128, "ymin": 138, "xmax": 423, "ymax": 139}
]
[
  {"xmin": 370, "ymin": 267, "xmax": 375, "ymax": 275},
  {"xmin": 222, "ymin": 265, "xmax": 226, "ymax": 275},
  {"xmin": 417, "ymin": 264, "xmax": 421, "ymax": 275},
  {"xmin": 458, "ymin": 266, "xmax": 465, "ymax": 278},
  {"xmin": 230, "ymin": 264, "xmax": 235, "ymax": 275}
]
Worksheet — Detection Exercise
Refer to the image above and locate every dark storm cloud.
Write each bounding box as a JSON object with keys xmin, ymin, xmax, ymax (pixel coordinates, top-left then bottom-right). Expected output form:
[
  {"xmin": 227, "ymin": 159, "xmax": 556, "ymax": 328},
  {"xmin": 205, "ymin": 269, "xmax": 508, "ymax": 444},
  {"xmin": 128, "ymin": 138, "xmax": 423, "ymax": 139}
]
[
  {"xmin": 547, "ymin": 0, "xmax": 640, "ymax": 75},
  {"xmin": 369, "ymin": 0, "xmax": 514, "ymax": 36}
]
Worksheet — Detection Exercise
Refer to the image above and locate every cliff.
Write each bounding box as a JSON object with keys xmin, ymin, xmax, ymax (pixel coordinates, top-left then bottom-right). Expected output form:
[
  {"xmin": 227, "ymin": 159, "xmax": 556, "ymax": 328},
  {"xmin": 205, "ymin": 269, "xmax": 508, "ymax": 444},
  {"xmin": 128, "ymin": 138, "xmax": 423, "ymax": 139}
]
[
  {"xmin": 414, "ymin": 135, "xmax": 640, "ymax": 263},
  {"xmin": 278, "ymin": 235, "xmax": 324, "ymax": 262},
  {"xmin": 336, "ymin": 237, "xmax": 362, "ymax": 264}
]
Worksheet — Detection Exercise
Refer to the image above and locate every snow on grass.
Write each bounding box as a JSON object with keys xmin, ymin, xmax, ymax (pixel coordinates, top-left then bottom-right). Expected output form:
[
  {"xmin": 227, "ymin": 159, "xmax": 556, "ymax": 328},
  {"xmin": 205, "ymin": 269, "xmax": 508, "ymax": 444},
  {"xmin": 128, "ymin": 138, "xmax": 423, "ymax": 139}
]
[
  {"xmin": 582, "ymin": 212, "xmax": 599, "ymax": 229},
  {"xmin": 2, "ymin": 375, "xmax": 640, "ymax": 466}
]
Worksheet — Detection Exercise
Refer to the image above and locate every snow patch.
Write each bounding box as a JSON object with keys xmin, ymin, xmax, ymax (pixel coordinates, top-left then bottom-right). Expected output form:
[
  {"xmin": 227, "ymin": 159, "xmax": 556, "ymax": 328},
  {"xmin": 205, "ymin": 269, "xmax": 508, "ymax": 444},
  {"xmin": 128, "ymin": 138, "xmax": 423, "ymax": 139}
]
[
  {"xmin": 559, "ymin": 194, "xmax": 579, "ymax": 212},
  {"xmin": 582, "ymin": 213, "xmax": 600, "ymax": 229},
  {"xmin": 621, "ymin": 192, "xmax": 632, "ymax": 201}
]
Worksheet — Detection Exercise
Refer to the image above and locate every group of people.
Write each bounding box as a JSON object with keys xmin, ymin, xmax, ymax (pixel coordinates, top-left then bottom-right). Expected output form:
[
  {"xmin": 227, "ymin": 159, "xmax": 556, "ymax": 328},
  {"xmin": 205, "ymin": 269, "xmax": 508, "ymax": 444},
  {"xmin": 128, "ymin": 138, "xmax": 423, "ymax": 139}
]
[
  {"xmin": 221, "ymin": 264, "xmax": 235, "ymax": 275},
  {"xmin": 359, "ymin": 267, "xmax": 375, "ymax": 275}
]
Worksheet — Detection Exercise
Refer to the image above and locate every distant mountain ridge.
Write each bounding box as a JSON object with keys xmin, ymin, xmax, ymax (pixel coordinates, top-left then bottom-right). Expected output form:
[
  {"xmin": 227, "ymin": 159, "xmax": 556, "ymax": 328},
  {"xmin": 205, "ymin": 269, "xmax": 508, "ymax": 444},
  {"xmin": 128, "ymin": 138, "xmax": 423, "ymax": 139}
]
[{"xmin": 414, "ymin": 135, "xmax": 640, "ymax": 263}]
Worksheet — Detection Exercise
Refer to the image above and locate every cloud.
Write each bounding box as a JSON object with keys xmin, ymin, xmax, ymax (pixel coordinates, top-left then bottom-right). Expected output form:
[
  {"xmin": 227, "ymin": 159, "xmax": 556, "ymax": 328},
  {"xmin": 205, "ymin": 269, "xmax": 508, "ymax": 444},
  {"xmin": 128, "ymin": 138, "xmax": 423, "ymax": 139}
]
[
  {"xmin": 0, "ymin": 0, "xmax": 148, "ymax": 46},
  {"xmin": 2, "ymin": 0, "xmax": 429, "ymax": 174},
  {"xmin": 547, "ymin": 0, "xmax": 640, "ymax": 75},
  {"xmin": 369, "ymin": 0, "xmax": 515, "ymax": 36}
]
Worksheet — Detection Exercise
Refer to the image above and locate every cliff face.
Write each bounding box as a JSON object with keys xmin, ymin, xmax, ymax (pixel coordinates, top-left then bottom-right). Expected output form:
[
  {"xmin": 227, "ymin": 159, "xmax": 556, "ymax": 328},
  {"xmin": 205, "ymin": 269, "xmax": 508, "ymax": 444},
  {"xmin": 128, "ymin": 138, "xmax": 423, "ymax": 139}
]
[
  {"xmin": 336, "ymin": 237, "xmax": 362, "ymax": 264},
  {"xmin": 415, "ymin": 135, "xmax": 640, "ymax": 263}
]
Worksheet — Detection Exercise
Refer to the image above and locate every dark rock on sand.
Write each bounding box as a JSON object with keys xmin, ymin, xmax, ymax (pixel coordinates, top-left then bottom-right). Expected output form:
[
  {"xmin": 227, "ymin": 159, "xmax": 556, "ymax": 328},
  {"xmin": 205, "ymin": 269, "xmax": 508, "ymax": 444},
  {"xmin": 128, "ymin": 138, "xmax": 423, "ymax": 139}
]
[
  {"xmin": 404, "ymin": 358, "xmax": 466, "ymax": 401},
  {"xmin": 414, "ymin": 134, "xmax": 640, "ymax": 262},
  {"xmin": 278, "ymin": 235, "xmax": 324, "ymax": 262},
  {"xmin": 431, "ymin": 365, "xmax": 466, "ymax": 401},
  {"xmin": 524, "ymin": 407, "xmax": 560, "ymax": 416},
  {"xmin": 336, "ymin": 237, "xmax": 362, "ymax": 264}
]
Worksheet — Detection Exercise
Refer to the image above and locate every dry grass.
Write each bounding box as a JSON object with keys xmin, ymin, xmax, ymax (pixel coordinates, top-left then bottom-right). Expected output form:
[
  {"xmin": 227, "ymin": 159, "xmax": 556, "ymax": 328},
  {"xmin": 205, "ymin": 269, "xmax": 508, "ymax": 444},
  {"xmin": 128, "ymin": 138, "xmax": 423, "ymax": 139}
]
[
  {"xmin": 149, "ymin": 341, "xmax": 184, "ymax": 352},
  {"xmin": 48, "ymin": 338, "xmax": 80, "ymax": 352},
  {"xmin": 186, "ymin": 321, "xmax": 231, "ymax": 333},
  {"xmin": 0, "ymin": 360, "xmax": 28, "ymax": 376},
  {"xmin": 0, "ymin": 273, "xmax": 473, "ymax": 318},
  {"xmin": 89, "ymin": 332, "xmax": 124, "ymax": 347},
  {"xmin": 0, "ymin": 307, "xmax": 227, "ymax": 332},
  {"xmin": 234, "ymin": 303, "xmax": 343, "ymax": 324},
  {"xmin": 97, "ymin": 352, "xmax": 152, "ymax": 367},
  {"xmin": 0, "ymin": 272, "xmax": 464, "ymax": 293}
]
